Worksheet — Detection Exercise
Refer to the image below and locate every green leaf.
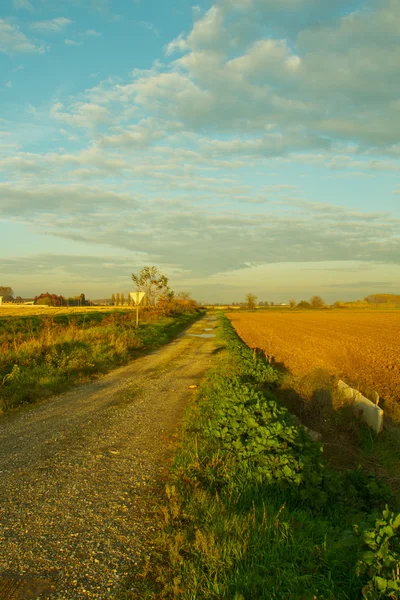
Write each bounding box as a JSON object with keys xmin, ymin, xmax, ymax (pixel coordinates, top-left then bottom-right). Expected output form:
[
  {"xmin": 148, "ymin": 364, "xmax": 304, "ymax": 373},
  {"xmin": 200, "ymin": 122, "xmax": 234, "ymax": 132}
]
[
  {"xmin": 392, "ymin": 514, "xmax": 400, "ymax": 529},
  {"xmin": 373, "ymin": 576, "xmax": 387, "ymax": 591},
  {"xmin": 360, "ymin": 551, "xmax": 377, "ymax": 566},
  {"xmin": 380, "ymin": 526, "xmax": 393, "ymax": 538}
]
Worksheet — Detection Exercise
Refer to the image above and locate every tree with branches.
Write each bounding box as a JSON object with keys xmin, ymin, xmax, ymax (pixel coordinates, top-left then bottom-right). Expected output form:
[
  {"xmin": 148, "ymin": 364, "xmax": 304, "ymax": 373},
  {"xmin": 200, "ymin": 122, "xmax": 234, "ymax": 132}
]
[
  {"xmin": 245, "ymin": 293, "xmax": 258, "ymax": 310},
  {"xmin": 131, "ymin": 266, "xmax": 169, "ymax": 306},
  {"xmin": 0, "ymin": 287, "xmax": 14, "ymax": 302},
  {"xmin": 310, "ymin": 295, "xmax": 325, "ymax": 309}
]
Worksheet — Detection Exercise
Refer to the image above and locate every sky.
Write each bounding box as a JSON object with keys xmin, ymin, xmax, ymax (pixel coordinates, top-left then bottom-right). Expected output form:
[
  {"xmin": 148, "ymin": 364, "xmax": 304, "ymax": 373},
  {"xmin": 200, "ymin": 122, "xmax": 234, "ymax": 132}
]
[{"xmin": 0, "ymin": 0, "xmax": 399, "ymax": 303}]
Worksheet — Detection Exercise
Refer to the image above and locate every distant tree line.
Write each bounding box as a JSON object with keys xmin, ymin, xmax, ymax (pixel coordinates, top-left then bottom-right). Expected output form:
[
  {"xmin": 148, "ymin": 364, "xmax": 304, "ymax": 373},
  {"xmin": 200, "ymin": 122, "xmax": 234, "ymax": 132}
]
[
  {"xmin": 35, "ymin": 293, "xmax": 66, "ymax": 306},
  {"xmin": 111, "ymin": 293, "xmax": 132, "ymax": 306},
  {"xmin": 242, "ymin": 294, "xmax": 326, "ymax": 309},
  {"xmin": 34, "ymin": 292, "xmax": 90, "ymax": 307},
  {"xmin": 364, "ymin": 294, "xmax": 400, "ymax": 305},
  {"xmin": 297, "ymin": 296, "xmax": 326, "ymax": 309},
  {"xmin": 0, "ymin": 287, "xmax": 95, "ymax": 306}
]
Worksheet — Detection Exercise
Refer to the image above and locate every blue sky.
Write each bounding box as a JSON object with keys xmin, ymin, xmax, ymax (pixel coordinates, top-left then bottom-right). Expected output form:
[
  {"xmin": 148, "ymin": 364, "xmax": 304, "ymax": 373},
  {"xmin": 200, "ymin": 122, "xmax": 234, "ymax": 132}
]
[{"xmin": 1, "ymin": 0, "xmax": 399, "ymax": 302}]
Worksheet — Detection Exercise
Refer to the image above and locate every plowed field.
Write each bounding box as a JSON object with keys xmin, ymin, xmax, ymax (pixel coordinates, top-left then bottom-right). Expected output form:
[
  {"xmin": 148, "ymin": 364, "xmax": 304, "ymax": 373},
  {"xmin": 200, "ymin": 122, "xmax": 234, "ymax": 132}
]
[{"xmin": 227, "ymin": 310, "xmax": 400, "ymax": 404}]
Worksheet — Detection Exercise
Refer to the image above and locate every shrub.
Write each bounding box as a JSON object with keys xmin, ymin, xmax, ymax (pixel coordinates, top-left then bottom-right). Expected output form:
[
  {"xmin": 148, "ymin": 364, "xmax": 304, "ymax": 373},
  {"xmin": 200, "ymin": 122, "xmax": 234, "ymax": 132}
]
[{"xmin": 353, "ymin": 506, "xmax": 400, "ymax": 599}]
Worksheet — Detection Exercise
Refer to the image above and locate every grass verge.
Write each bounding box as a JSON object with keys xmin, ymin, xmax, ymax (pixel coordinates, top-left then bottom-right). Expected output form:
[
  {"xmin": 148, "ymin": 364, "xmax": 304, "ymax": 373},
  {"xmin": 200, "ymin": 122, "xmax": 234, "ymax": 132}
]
[
  {"xmin": 267, "ymin": 366, "xmax": 400, "ymax": 501},
  {"xmin": 138, "ymin": 314, "xmax": 400, "ymax": 600},
  {"xmin": 0, "ymin": 310, "xmax": 201, "ymax": 412}
]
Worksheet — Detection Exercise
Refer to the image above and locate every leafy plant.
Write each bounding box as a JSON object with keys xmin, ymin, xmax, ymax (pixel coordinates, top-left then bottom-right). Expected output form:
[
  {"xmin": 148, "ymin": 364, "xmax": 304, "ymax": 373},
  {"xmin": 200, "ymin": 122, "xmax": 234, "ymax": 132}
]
[
  {"xmin": 354, "ymin": 506, "xmax": 400, "ymax": 599},
  {"xmin": 145, "ymin": 313, "xmax": 399, "ymax": 600}
]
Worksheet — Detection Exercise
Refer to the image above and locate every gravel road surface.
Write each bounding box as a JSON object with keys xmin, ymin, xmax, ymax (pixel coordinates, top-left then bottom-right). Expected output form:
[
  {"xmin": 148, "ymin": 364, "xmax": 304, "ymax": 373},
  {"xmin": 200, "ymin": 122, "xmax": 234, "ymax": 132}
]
[{"xmin": 0, "ymin": 317, "xmax": 216, "ymax": 599}]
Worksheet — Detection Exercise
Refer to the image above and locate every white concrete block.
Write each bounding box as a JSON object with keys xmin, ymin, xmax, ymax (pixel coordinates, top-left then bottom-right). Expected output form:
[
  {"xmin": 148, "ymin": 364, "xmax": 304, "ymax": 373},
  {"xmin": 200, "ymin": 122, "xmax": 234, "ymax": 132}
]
[
  {"xmin": 337, "ymin": 379, "xmax": 355, "ymax": 401},
  {"xmin": 369, "ymin": 390, "xmax": 380, "ymax": 405},
  {"xmin": 338, "ymin": 380, "xmax": 383, "ymax": 434},
  {"xmin": 353, "ymin": 391, "xmax": 384, "ymax": 434}
]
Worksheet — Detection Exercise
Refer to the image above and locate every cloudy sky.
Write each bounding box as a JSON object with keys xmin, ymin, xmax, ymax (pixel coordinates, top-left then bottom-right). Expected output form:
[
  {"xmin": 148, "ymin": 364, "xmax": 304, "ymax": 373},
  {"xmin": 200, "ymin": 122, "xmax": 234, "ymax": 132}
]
[{"xmin": 1, "ymin": 0, "xmax": 399, "ymax": 302}]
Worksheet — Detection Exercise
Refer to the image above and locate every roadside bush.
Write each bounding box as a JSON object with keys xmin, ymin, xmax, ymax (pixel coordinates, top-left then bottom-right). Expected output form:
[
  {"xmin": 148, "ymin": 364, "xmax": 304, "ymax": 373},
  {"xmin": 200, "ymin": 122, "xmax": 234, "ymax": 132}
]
[{"xmin": 347, "ymin": 506, "xmax": 400, "ymax": 599}]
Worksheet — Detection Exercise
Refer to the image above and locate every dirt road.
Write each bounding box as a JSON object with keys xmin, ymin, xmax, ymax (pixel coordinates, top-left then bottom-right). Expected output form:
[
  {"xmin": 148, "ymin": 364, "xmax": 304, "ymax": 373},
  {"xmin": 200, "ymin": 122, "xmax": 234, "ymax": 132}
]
[{"xmin": 0, "ymin": 316, "xmax": 216, "ymax": 599}]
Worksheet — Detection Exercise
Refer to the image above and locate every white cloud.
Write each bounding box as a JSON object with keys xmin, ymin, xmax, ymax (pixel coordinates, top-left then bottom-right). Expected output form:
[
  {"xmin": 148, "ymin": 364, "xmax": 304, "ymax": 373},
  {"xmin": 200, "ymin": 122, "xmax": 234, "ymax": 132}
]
[
  {"xmin": 165, "ymin": 33, "xmax": 187, "ymax": 56},
  {"xmin": 167, "ymin": 5, "xmax": 228, "ymax": 55},
  {"xmin": 1, "ymin": 0, "xmax": 400, "ymax": 298},
  {"xmin": 149, "ymin": 0, "xmax": 400, "ymax": 148},
  {"xmin": 0, "ymin": 182, "xmax": 138, "ymax": 217},
  {"xmin": 98, "ymin": 118, "xmax": 181, "ymax": 148},
  {"xmin": 65, "ymin": 39, "xmax": 82, "ymax": 46},
  {"xmin": 51, "ymin": 101, "xmax": 112, "ymax": 128},
  {"xmin": 0, "ymin": 19, "xmax": 45, "ymax": 54},
  {"xmin": 83, "ymin": 29, "xmax": 101, "ymax": 36},
  {"xmin": 31, "ymin": 18, "xmax": 73, "ymax": 33},
  {"xmin": 1, "ymin": 181, "xmax": 399, "ymax": 276},
  {"xmin": 12, "ymin": 0, "xmax": 34, "ymax": 11},
  {"xmin": 5, "ymin": 81, "xmax": 12, "ymax": 88},
  {"xmin": 227, "ymin": 39, "xmax": 302, "ymax": 80}
]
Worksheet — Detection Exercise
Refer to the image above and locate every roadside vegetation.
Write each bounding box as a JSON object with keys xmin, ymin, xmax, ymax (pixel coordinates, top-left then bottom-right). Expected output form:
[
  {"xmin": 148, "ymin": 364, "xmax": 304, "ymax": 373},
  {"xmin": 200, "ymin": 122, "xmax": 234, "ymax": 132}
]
[
  {"xmin": 0, "ymin": 301, "xmax": 201, "ymax": 412},
  {"xmin": 142, "ymin": 315, "xmax": 399, "ymax": 599},
  {"xmin": 0, "ymin": 266, "xmax": 203, "ymax": 412}
]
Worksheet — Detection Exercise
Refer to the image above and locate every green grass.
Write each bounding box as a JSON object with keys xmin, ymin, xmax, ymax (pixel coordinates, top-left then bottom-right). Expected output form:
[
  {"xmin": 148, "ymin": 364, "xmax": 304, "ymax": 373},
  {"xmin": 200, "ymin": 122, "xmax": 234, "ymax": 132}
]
[
  {"xmin": 275, "ymin": 367, "xmax": 400, "ymax": 502},
  {"xmin": 0, "ymin": 309, "xmax": 200, "ymax": 411},
  {"xmin": 136, "ymin": 314, "xmax": 400, "ymax": 600}
]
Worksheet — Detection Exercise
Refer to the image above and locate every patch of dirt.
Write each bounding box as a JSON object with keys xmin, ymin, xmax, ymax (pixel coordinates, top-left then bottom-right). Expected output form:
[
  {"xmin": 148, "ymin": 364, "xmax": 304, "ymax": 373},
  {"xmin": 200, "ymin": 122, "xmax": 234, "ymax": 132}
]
[{"xmin": 0, "ymin": 317, "xmax": 216, "ymax": 599}]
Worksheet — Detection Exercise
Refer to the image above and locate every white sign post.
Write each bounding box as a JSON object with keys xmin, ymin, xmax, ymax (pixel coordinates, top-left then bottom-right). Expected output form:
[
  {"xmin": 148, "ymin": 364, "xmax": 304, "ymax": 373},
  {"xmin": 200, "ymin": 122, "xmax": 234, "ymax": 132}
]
[{"xmin": 130, "ymin": 292, "xmax": 145, "ymax": 328}]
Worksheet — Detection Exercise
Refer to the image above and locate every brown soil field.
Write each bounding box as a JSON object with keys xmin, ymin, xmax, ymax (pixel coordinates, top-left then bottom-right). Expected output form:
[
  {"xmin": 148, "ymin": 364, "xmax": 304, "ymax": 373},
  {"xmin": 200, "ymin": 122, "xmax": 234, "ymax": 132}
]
[{"xmin": 227, "ymin": 310, "xmax": 400, "ymax": 404}]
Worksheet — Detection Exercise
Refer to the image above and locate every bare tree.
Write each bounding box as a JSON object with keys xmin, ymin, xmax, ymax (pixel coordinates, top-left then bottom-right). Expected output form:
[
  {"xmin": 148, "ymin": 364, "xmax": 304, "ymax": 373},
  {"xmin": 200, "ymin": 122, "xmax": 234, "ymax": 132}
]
[
  {"xmin": 245, "ymin": 293, "xmax": 258, "ymax": 310},
  {"xmin": 289, "ymin": 299, "xmax": 296, "ymax": 308}
]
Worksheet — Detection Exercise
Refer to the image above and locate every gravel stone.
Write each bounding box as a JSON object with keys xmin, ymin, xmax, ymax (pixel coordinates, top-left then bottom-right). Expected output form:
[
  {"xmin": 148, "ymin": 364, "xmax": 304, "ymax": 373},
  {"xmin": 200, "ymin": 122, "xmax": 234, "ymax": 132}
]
[{"xmin": 0, "ymin": 318, "xmax": 216, "ymax": 599}]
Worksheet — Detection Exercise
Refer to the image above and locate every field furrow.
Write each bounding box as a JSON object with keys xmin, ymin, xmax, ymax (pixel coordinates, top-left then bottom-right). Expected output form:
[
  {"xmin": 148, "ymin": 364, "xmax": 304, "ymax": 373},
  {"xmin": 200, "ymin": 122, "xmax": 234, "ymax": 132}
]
[{"xmin": 227, "ymin": 310, "xmax": 400, "ymax": 404}]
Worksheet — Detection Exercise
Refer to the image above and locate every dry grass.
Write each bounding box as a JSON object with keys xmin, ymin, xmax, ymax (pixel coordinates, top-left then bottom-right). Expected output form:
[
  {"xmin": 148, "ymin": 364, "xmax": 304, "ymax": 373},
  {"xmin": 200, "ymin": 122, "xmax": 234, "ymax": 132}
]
[
  {"xmin": 0, "ymin": 304, "xmax": 135, "ymax": 317},
  {"xmin": 0, "ymin": 308, "xmax": 198, "ymax": 411}
]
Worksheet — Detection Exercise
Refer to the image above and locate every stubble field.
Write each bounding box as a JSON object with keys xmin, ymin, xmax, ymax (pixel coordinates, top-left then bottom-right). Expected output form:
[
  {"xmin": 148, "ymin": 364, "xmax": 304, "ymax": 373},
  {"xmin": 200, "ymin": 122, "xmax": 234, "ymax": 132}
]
[
  {"xmin": 227, "ymin": 309, "xmax": 400, "ymax": 404},
  {"xmin": 0, "ymin": 304, "xmax": 129, "ymax": 317}
]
